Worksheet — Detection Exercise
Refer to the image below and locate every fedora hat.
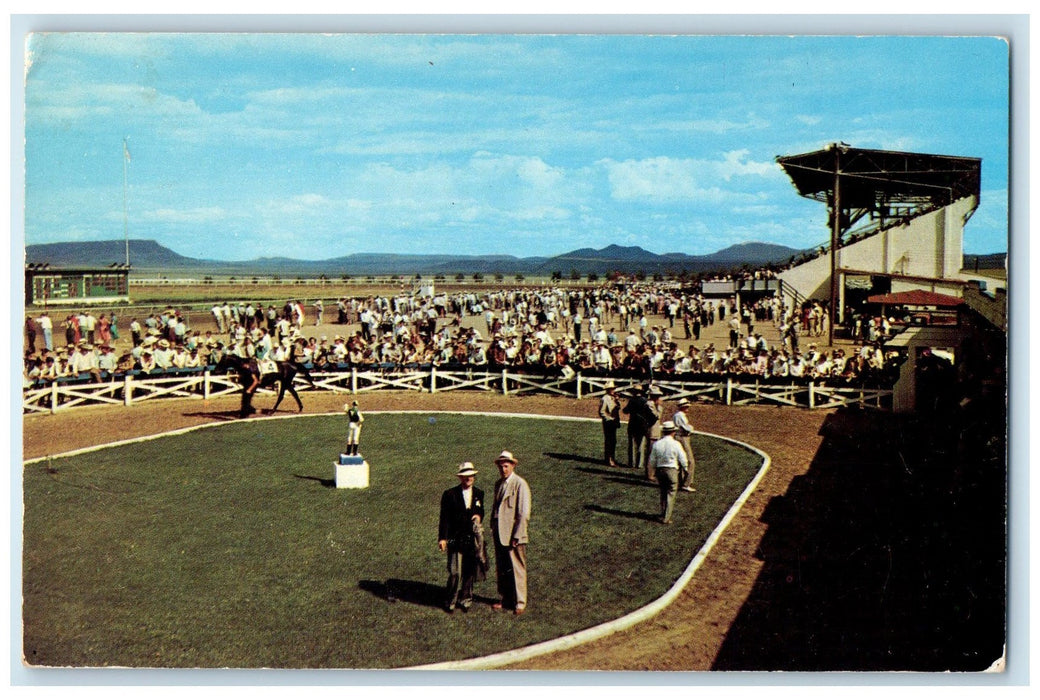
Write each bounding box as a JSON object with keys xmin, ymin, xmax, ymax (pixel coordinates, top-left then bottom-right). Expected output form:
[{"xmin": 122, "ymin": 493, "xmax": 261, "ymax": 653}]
[
  {"xmin": 494, "ymin": 450, "xmax": 518, "ymax": 465},
  {"xmin": 456, "ymin": 462, "xmax": 478, "ymax": 477},
  {"xmin": 661, "ymin": 420, "xmax": 677, "ymax": 432},
  {"xmin": 677, "ymin": 398, "xmax": 690, "ymax": 407}
]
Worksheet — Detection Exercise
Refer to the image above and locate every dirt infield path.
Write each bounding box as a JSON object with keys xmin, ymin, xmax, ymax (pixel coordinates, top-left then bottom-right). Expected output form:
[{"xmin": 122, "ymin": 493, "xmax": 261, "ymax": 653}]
[{"xmin": 21, "ymin": 392, "xmax": 828, "ymax": 671}]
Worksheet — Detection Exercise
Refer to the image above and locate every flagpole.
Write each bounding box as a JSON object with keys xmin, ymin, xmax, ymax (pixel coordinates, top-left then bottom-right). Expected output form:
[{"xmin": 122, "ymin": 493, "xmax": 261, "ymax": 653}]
[{"xmin": 123, "ymin": 137, "xmax": 130, "ymax": 267}]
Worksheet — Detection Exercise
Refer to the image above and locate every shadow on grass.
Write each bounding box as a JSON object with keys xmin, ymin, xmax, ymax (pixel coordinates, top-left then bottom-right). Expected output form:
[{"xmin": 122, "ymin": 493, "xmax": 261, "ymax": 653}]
[
  {"xmin": 359, "ymin": 578, "xmax": 443, "ymax": 608},
  {"xmin": 573, "ymin": 466, "xmax": 655, "ymax": 489},
  {"xmin": 292, "ymin": 473, "xmax": 336, "ymax": 488},
  {"xmin": 574, "ymin": 465, "xmax": 621, "ymax": 477},
  {"xmin": 584, "ymin": 504, "xmax": 660, "ymax": 522},
  {"xmin": 359, "ymin": 578, "xmax": 462, "ymax": 609},
  {"xmin": 603, "ymin": 475, "xmax": 658, "ymax": 489},
  {"xmin": 544, "ymin": 452, "xmax": 604, "ymax": 466}
]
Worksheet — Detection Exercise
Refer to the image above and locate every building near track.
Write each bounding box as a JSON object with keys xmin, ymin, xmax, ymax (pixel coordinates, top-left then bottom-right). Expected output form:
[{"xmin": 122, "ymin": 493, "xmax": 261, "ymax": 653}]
[
  {"xmin": 24, "ymin": 264, "xmax": 131, "ymax": 306},
  {"xmin": 776, "ymin": 144, "xmax": 984, "ymax": 320},
  {"xmin": 775, "ymin": 143, "xmax": 1005, "ymax": 412}
]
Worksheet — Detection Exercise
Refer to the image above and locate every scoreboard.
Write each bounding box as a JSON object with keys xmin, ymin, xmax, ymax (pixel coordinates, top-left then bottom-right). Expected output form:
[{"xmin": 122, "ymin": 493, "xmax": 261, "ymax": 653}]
[{"xmin": 25, "ymin": 268, "xmax": 130, "ymax": 306}]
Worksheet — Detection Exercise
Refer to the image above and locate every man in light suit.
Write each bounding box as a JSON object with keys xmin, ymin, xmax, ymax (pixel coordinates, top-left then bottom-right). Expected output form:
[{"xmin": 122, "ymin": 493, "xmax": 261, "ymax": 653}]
[
  {"xmin": 599, "ymin": 381, "xmax": 621, "ymax": 467},
  {"xmin": 490, "ymin": 450, "xmax": 532, "ymax": 615},
  {"xmin": 437, "ymin": 462, "xmax": 485, "ymax": 614}
]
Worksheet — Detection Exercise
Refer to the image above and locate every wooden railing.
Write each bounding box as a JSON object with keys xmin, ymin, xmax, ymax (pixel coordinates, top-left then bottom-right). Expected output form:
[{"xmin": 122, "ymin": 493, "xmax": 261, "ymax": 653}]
[{"xmin": 23, "ymin": 366, "xmax": 893, "ymax": 414}]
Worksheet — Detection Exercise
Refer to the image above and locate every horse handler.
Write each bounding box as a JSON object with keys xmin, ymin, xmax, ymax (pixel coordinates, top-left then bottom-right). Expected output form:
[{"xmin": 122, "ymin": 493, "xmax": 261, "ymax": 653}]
[{"xmin": 437, "ymin": 462, "xmax": 486, "ymax": 614}]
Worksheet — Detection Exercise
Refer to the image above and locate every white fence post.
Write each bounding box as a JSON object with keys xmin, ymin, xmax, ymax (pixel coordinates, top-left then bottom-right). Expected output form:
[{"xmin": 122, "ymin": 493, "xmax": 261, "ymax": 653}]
[
  {"xmin": 502, "ymin": 369, "xmax": 508, "ymax": 396},
  {"xmin": 576, "ymin": 373, "xmax": 582, "ymax": 400},
  {"xmin": 50, "ymin": 382, "xmax": 58, "ymax": 414},
  {"xmin": 809, "ymin": 381, "xmax": 815, "ymax": 409},
  {"xmin": 124, "ymin": 374, "xmax": 133, "ymax": 406},
  {"xmin": 430, "ymin": 366, "xmax": 437, "ymax": 394},
  {"xmin": 351, "ymin": 367, "xmax": 357, "ymax": 394},
  {"xmin": 725, "ymin": 377, "xmax": 732, "ymax": 405},
  {"xmin": 203, "ymin": 370, "xmax": 210, "ymax": 401}
]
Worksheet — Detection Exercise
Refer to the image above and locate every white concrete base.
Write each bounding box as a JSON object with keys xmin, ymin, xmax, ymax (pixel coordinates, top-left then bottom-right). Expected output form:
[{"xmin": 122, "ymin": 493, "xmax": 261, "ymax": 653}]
[{"xmin": 335, "ymin": 461, "xmax": 370, "ymax": 488}]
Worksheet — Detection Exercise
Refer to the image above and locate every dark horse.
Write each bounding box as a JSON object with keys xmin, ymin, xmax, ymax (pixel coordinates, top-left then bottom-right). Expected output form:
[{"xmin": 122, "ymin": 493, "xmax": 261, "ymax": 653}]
[{"xmin": 214, "ymin": 354, "xmax": 307, "ymax": 418}]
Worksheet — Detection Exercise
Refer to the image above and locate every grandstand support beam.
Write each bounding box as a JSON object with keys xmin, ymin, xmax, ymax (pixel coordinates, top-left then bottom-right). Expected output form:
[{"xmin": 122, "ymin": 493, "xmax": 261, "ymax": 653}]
[{"xmin": 829, "ymin": 146, "xmax": 840, "ymax": 346}]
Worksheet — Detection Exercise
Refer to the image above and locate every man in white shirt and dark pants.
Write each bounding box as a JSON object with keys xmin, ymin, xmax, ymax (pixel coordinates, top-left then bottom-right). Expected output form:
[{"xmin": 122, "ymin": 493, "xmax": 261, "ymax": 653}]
[{"xmin": 648, "ymin": 421, "xmax": 688, "ymax": 525}]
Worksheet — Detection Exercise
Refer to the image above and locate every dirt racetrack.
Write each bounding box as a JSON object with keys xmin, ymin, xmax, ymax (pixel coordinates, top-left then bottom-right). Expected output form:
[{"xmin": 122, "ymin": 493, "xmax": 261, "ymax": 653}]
[{"xmin": 23, "ymin": 390, "xmax": 835, "ymax": 671}]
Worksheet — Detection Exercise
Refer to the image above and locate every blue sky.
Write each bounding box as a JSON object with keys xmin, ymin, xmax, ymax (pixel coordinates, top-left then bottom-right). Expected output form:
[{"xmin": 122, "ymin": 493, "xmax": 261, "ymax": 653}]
[{"xmin": 22, "ymin": 33, "xmax": 1010, "ymax": 260}]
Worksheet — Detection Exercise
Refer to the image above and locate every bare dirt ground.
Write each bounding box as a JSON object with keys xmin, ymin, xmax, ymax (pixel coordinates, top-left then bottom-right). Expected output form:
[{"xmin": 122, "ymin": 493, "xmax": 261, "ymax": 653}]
[{"xmin": 22, "ymin": 390, "xmax": 829, "ymax": 671}]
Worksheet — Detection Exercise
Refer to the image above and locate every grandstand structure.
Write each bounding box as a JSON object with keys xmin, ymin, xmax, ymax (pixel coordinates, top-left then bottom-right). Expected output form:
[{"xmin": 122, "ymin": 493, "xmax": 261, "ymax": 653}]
[
  {"xmin": 776, "ymin": 144, "xmax": 982, "ymax": 331},
  {"xmin": 776, "ymin": 143, "xmax": 1005, "ymax": 412}
]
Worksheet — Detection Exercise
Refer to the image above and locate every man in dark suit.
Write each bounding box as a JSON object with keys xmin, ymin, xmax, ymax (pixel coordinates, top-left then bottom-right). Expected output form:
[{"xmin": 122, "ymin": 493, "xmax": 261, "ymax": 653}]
[
  {"xmin": 438, "ymin": 462, "xmax": 485, "ymax": 614},
  {"xmin": 623, "ymin": 384, "xmax": 658, "ymax": 472}
]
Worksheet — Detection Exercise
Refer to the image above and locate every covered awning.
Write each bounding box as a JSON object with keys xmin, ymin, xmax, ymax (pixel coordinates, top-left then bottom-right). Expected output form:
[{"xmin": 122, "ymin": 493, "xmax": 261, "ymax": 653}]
[
  {"xmin": 776, "ymin": 143, "xmax": 982, "ymax": 245},
  {"xmin": 776, "ymin": 144, "xmax": 981, "ymax": 210},
  {"xmin": 866, "ymin": 290, "xmax": 965, "ymax": 307}
]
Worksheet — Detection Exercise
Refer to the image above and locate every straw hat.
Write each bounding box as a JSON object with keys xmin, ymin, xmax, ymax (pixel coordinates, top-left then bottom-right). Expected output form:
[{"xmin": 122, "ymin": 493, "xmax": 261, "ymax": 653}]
[
  {"xmin": 456, "ymin": 462, "xmax": 478, "ymax": 477},
  {"xmin": 494, "ymin": 450, "xmax": 518, "ymax": 465}
]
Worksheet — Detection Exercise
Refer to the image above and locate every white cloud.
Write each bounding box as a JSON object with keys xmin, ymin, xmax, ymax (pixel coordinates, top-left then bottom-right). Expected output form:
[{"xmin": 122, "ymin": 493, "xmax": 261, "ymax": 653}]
[
  {"xmin": 600, "ymin": 157, "xmax": 697, "ymax": 200},
  {"xmin": 246, "ymin": 86, "xmax": 353, "ymax": 105},
  {"xmin": 344, "ymin": 153, "xmax": 574, "ymax": 220},
  {"xmin": 260, "ymin": 193, "xmax": 334, "ymax": 216},
  {"xmin": 841, "ymin": 127, "xmax": 921, "ymax": 152},
  {"xmin": 470, "ymin": 153, "xmax": 565, "ymax": 191},
  {"xmin": 645, "ymin": 115, "xmax": 771, "ymax": 135},
  {"xmin": 599, "ymin": 152, "xmax": 779, "ymax": 202},
  {"xmin": 27, "ymin": 80, "xmax": 203, "ymax": 123},
  {"xmin": 716, "ymin": 150, "xmax": 778, "ymax": 180},
  {"xmin": 139, "ymin": 206, "xmax": 226, "ymax": 223},
  {"xmin": 507, "ymin": 205, "xmax": 571, "ymax": 222},
  {"xmin": 345, "ymin": 199, "xmax": 372, "ymax": 211}
]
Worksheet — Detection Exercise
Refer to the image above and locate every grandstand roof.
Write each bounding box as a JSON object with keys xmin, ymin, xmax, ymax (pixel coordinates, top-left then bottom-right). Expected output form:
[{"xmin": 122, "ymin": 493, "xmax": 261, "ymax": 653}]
[
  {"xmin": 776, "ymin": 144, "xmax": 981, "ymax": 209},
  {"xmin": 866, "ymin": 290, "xmax": 965, "ymax": 307}
]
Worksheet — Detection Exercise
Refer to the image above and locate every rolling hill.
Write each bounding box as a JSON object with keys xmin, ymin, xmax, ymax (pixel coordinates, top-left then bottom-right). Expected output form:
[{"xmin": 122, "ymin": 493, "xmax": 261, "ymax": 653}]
[{"xmin": 24, "ymin": 239, "xmax": 808, "ymax": 277}]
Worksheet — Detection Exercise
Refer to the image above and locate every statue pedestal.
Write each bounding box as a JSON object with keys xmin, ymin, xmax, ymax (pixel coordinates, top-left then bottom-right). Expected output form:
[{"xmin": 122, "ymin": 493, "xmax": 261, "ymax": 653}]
[{"xmin": 335, "ymin": 454, "xmax": 369, "ymax": 489}]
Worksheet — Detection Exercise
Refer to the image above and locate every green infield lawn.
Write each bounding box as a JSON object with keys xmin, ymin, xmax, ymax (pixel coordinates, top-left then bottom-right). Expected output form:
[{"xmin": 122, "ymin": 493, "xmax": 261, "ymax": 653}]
[{"xmin": 22, "ymin": 412, "xmax": 764, "ymax": 669}]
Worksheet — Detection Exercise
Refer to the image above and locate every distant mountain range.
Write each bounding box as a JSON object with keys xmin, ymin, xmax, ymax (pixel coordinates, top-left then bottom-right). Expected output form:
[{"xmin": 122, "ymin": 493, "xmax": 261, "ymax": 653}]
[{"xmin": 24, "ymin": 238, "xmax": 808, "ymax": 277}]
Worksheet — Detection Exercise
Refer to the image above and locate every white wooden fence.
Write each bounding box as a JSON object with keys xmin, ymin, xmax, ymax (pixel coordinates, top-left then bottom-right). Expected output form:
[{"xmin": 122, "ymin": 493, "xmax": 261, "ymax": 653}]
[{"xmin": 23, "ymin": 367, "xmax": 893, "ymax": 415}]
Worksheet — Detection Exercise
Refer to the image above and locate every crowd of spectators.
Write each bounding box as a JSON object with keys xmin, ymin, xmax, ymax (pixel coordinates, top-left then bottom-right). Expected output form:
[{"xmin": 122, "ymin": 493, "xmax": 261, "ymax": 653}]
[{"xmin": 23, "ymin": 280, "xmax": 902, "ymax": 392}]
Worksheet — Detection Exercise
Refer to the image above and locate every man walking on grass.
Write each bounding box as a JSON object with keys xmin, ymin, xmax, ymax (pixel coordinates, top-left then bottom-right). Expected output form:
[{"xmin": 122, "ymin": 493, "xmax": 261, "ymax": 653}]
[{"xmin": 648, "ymin": 421, "xmax": 688, "ymax": 525}]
